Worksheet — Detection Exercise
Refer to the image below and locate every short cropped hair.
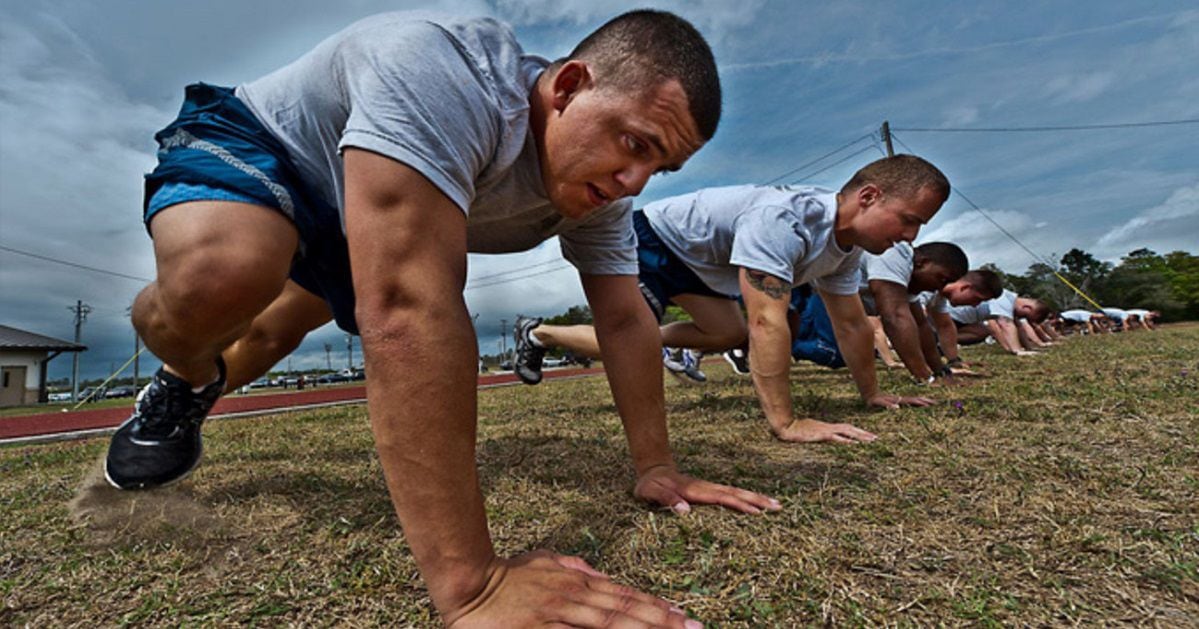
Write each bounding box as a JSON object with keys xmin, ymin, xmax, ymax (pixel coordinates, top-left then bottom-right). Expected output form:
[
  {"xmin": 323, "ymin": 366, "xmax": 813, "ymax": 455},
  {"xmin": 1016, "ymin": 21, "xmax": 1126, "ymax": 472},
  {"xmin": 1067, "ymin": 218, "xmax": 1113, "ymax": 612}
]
[
  {"xmin": 962, "ymin": 270, "xmax": 1003, "ymax": 299},
  {"xmin": 561, "ymin": 10, "xmax": 721, "ymax": 140},
  {"xmin": 841, "ymin": 154, "xmax": 951, "ymax": 203},
  {"xmin": 915, "ymin": 242, "xmax": 968, "ymax": 279},
  {"xmin": 1028, "ymin": 299, "xmax": 1051, "ymax": 323}
]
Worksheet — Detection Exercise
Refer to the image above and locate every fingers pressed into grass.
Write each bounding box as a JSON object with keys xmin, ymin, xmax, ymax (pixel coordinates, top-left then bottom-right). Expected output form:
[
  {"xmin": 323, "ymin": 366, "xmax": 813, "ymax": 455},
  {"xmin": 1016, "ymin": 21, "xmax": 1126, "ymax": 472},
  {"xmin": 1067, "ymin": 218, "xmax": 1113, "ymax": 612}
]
[{"xmin": 554, "ymin": 553, "xmax": 609, "ymax": 579}]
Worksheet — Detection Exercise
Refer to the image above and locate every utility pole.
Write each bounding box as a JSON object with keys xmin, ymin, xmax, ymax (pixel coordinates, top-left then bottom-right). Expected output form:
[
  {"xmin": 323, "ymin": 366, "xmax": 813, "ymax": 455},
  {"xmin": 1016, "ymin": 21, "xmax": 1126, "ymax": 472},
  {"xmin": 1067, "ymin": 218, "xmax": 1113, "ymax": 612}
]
[
  {"xmin": 346, "ymin": 333, "xmax": 354, "ymax": 370},
  {"xmin": 69, "ymin": 300, "xmax": 92, "ymax": 402},
  {"xmin": 324, "ymin": 343, "xmax": 333, "ymax": 371},
  {"xmin": 499, "ymin": 319, "xmax": 507, "ymax": 358},
  {"xmin": 880, "ymin": 120, "xmax": 895, "ymax": 157}
]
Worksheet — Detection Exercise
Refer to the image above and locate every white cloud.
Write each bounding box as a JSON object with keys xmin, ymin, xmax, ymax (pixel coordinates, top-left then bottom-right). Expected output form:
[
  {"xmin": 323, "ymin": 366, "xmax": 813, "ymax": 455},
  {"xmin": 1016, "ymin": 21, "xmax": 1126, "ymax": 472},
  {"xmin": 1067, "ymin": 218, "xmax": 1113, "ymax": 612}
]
[
  {"xmin": 1043, "ymin": 71, "xmax": 1116, "ymax": 104},
  {"xmin": 1095, "ymin": 182, "xmax": 1199, "ymax": 257},
  {"xmin": 917, "ymin": 208, "xmax": 1050, "ymax": 273}
]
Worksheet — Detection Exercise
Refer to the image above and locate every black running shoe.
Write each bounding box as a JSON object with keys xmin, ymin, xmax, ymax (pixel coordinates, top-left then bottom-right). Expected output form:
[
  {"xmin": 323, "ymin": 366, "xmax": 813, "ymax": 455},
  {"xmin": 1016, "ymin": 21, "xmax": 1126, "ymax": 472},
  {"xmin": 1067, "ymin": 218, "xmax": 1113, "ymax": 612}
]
[
  {"xmin": 723, "ymin": 347, "xmax": 750, "ymax": 376},
  {"xmin": 513, "ymin": 316, "xmax": 546, "ymax": 385},
  {"xmin": 104, "ymin": 358, "xmax": 226, "ymax": 490}
]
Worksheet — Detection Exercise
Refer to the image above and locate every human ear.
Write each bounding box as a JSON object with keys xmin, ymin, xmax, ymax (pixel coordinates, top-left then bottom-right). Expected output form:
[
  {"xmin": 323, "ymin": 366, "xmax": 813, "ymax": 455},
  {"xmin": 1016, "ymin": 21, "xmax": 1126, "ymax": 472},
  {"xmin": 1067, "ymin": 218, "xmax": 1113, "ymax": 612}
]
[
  {"xmin": 858, "ymin": 183, "xmax": 882, "ymax": 206},
  {"xmin": 551, "ymin": 60, "xmax": 593, "ymax": 112}
]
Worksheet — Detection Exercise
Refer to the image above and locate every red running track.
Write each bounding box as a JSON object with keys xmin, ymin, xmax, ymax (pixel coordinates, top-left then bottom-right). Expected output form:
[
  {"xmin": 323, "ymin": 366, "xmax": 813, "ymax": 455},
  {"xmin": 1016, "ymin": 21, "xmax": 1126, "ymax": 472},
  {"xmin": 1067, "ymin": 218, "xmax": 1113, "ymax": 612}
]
[{"xmin": 0, "ymin": 367, "xmax": 605, "ymax": 441}]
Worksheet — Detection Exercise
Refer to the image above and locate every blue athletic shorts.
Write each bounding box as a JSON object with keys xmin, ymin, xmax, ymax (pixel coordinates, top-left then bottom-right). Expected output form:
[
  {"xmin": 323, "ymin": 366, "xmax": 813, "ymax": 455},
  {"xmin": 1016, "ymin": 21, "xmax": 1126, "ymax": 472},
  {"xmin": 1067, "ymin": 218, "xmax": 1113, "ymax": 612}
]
[
  {"xmin": 633, "ymin": 210, "xmax": 733, "ymax": 322},
  {"xmin": 143, "ymin": 83, "xmax": 359, "ymax": 333}
]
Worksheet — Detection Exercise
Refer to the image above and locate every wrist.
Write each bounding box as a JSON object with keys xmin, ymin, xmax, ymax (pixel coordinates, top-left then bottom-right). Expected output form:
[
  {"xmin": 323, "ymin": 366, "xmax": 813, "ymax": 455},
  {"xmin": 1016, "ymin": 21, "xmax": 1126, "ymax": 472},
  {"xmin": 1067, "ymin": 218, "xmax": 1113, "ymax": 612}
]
[
  {"xmin": 634, "ymin": 459, "xmax": 676, "ymax": 478},
  {"xmin": 427, "ymin": 552, "xmax": 502, "ymax": 621}
]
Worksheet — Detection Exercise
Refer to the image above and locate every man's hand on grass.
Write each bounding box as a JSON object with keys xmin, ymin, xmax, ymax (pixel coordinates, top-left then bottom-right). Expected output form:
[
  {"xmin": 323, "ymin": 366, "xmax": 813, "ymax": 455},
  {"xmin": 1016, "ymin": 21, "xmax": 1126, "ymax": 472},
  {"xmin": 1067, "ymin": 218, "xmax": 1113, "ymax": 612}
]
[
  {"xmin": 634, "ymin": 465, "xmax": 781, "ymax": 516},
  {"xmin": 445, "ymin": 550, "xmax": 701, "ymax": 628},
  {"xmin": 774, "ymin": 418, "xmax": 877, "ymax": 444},
  {"xmin": 949, "ymin": 365, "xmax": 984, "ymax": 377},
  {"xmin": 867, "ymin": 393, "xmax": 936, "ymax": 409}
]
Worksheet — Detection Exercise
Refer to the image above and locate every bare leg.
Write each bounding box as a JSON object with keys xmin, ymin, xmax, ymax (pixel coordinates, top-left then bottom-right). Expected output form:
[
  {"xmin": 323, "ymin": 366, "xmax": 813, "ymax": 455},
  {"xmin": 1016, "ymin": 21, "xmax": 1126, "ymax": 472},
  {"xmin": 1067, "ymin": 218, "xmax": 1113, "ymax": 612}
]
[
  {"xmin": 222, "ymin": 280, "xmax": 334, "ymax": 390},
  {"xmin": 660, "ymin": 293, "xmax": 747, "ymax": 351},
  {"xmin": 529, "ymin": 324, "xmax": 602, "ymax": 358},
  {"xmin": 133, "ymin": 201, "xmax": 299, "ymax": 386},
  {"xmin": 955, "ymin": 322, "xmax": 991, "ymax": 345}
]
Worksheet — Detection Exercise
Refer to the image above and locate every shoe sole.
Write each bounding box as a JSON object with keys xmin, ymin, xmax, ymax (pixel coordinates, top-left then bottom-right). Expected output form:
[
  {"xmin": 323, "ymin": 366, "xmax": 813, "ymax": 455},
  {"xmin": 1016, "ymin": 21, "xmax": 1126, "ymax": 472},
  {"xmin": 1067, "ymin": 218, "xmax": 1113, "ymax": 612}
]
[
  {"xmin": 666, "ymin": 369, "xmax": 705, "ymax": 386},
  {"xmin": 103, "ymin": 416, "xmax": 204, "ymax": 491},
  {"xmin": 103, "ymin": 447, "xmax": 202, "ymax": 491}
]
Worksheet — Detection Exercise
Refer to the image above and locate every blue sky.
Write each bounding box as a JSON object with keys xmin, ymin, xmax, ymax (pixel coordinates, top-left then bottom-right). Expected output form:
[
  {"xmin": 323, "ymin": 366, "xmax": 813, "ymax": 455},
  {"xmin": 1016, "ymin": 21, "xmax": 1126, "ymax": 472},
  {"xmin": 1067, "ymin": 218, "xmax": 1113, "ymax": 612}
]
[{"xmin": 1, "ymin": 0, "xmax": 1196, "ymax": 381}]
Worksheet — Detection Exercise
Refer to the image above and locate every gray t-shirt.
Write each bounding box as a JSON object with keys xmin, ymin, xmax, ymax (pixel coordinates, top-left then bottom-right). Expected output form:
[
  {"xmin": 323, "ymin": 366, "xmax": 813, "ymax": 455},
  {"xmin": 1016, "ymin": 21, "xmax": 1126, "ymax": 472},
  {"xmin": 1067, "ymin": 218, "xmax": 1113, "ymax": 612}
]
[
  {"xmin": 857, "ymin": 242, "xmax": 920, "ymax": 313},
  {"xmin": 1060, "ymin": 309, "xmax": 1093, "ymax": 322},
  {"xmin": 237, "ymin": 12, "xmax": 635, "ymax": 275},
  {"xmin": 949, "ymin": 288, "xmax": 1016, "ymax": 324},
  {"xmin": 1101, "ymin": 307, "xmax": 1128, "ymax": 321},
  {"xmin": 915, "ymin": 290, "xmax": 951, "ymax": 314},
  {"xmin": 641, "ymin": 185, "xmax": 862, "ymax": 296}
]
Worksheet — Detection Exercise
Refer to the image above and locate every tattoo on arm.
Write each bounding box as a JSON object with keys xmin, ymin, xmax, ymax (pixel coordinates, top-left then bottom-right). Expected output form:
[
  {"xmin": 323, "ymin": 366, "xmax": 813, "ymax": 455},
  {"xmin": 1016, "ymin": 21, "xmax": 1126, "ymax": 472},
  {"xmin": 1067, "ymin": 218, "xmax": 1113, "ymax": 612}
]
[{"xmin": 746, "ymin": 270, "xmax": 792, "ymax": 300}]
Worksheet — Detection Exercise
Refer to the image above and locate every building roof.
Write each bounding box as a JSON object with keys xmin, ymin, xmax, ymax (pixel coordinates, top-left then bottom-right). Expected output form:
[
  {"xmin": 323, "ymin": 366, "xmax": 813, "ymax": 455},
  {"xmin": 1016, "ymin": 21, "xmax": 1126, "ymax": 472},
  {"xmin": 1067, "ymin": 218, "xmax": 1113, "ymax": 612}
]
[{"xmin": 0, "ymin": 324, "xmax": 86, "ymax": 352}]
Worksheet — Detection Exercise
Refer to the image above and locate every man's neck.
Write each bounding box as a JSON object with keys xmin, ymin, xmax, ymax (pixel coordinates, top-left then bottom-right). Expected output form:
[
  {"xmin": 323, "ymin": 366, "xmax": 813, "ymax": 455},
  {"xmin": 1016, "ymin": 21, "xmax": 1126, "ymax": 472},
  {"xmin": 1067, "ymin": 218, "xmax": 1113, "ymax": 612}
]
[{"xmin": 832, "ymin": 192, "xmax": 856, "ymax": 251}]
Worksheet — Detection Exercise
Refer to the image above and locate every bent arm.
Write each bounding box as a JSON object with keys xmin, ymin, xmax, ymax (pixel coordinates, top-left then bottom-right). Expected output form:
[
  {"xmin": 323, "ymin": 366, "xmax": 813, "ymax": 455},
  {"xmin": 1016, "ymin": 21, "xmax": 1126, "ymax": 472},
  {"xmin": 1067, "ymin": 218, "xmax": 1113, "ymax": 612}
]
[
  {"xmin": 988, "ymin": 318, "xmax": 1021, "ymax": 353},
  {"xmin": 343, "ymin": 149, "xmax": 492, "ymax": 617},
  {"xmin": 870, "ymin": 280, "xmax": 934, "ymax": 381},
  {"xmin": 819, "ymin": 289, "xmax": 883, "ymax": 402},
  {"xmin": 580, "ymin": 274, "xmax": 673, "ymax": 475},
  {"xmin": 910, "ymin": 302, "xmax": 946, "ymax": 375},
  {"xmin": 931, "ymin": 309, "xmax": 961, "ymax": 363},
  {"xmin": 739, "ymin": 268, "xmax": 797, "ymax": 435}
]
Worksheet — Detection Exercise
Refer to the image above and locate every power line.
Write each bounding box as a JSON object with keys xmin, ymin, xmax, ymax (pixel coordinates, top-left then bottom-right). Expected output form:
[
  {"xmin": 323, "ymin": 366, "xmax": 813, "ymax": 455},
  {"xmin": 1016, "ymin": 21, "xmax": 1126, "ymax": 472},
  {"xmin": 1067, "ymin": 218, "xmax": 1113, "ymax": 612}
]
[
  {"xmin": 893, "ymin": 118, "xmax": 1199, "ymax": 133},
  {"xmin": 764, "ymin": 133, "xmax": 874, "ymax": 185},
  {"xmin": 788, "ymin": 143, "xmax": 880, "ymax": 184},
  {"xmin": 466, "ymin": 262, "xmax": 575, "ymax": 291},
  {"xmin": 891, "ymin": 132, "xmax": 1106, "ymax": 311},
  {"xmin": 0, "ymin": 244, "xmax": 152, "ymax": 283},
  {"xmin": 467, "ymin": 258, "xmax": 565, "ymax": 283}
]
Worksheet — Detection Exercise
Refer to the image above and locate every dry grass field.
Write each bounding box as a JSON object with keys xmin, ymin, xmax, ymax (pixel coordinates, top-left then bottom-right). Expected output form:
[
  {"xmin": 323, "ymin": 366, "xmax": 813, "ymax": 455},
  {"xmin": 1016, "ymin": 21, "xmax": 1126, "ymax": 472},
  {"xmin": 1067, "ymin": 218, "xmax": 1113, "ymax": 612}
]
[{"xmin": 2, "ymin": 324, "xmax": 1196, "ymax": 626}]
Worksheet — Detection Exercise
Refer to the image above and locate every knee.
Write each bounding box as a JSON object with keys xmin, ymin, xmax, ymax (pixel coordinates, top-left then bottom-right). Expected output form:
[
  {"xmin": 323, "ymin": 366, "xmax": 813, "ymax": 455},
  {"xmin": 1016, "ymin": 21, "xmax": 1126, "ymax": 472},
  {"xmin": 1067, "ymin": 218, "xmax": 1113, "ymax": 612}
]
[
  {"xmin": 155, "ymin": 254, "xmax": 286, "ymax": 331},
  {"xmin": 242, "ymin": 323, "xmax": 304, "ymax": 359}
]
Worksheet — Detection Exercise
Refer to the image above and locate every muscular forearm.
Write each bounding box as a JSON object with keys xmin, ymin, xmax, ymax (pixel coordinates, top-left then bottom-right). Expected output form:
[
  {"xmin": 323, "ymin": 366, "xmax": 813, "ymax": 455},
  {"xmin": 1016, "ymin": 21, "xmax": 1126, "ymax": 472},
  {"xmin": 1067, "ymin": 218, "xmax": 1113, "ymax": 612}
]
[
  {"xmin": 935, "ymin": 316, "xmax": 960, "ymax": 361},
  {"xmin": 880, "ymin": 310, "xmax": 934, "ymax": 380},
  {"xmin": 831, "ymin": 313, "xmax": 882, "ymax": 401},
  {"xmin": 593, "ymin": 308, "xmax": 674, "ymax": 475},
  {"xmin": 359, "ymin": 302, "xmax": 494, "ymax": 616},
  {"xmin": 989, "ymin": 319, "xmax": 1019, "ymax": 353},
  {"xmin": 748, "ymin": 316, "xmax": 795, "ymax": 434}
]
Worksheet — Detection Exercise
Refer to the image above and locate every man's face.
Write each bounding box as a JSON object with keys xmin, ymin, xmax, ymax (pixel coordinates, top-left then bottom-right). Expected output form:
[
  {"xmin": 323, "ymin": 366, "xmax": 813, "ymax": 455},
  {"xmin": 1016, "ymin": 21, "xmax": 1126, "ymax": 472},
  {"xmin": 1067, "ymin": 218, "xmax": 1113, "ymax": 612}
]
[
  {"xmin": 849, "ymin": 184, "xmax": 944, "ymax": 254},
  {"xmin": 538, "ymin": 63, "xmax": 703, "ymax": 219},
  {"xmin": 909, "ymin": 261, "xmax": 957, "ymax": 294},
  {"xmin": 940, "ymin": 280, "xmax": 989, "ymax": 306}
]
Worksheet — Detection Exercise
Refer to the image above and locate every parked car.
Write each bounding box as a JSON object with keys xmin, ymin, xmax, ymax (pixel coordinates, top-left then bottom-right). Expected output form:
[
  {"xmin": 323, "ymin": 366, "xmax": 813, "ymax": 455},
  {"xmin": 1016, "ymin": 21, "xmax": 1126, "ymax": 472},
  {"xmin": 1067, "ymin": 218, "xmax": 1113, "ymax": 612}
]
[
  {"xmin": 248, "ymin": 377, "xmax": 272, "ymax": 389},
  {"xmin": 78, "ymin": 386, "xmax": 107, "ymax": 402},
  {"xmin": 104, "ymin": 385, "xmax": 138, "ymax": 399},
  {"xmin": 47, "ymin": 392, "xmax": 73, "ymax": 403}
]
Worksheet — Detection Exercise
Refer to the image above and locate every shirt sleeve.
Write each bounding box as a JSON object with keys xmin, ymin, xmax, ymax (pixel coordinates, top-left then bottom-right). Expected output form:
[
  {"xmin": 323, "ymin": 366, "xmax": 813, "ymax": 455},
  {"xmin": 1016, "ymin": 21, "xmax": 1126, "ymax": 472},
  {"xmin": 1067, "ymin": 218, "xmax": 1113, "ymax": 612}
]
[
  {"xmin": 337, "ymin": 20, "xmax": 501, "ymax": 214},
  {"xmin": 559, "ymin": 199, "xmax": 638, "ymax": 276},
  {"xmin": 864, "ymin": 245, "xmax": 913, "ymax": 288},
  {"xmin": 812, "ymin": 249, "xmax": 865, "ymax": 295},
  {"xmin": 728, "ymin": 206, "xmax": 808, "ymax": 284}
]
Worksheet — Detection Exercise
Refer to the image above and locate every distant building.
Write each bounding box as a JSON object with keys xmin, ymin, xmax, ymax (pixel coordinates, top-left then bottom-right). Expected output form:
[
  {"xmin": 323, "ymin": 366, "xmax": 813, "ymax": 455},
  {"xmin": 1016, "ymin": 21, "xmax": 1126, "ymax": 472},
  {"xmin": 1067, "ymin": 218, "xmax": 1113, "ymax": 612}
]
[{"xmin": 0, "ymin": 324, "xmax": 85, "ymax": 406}]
